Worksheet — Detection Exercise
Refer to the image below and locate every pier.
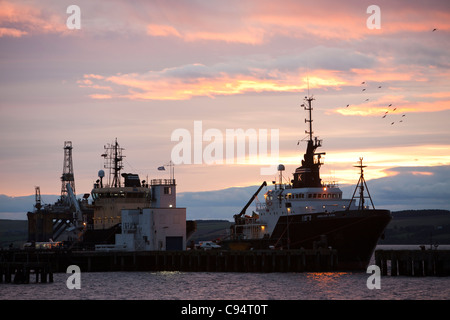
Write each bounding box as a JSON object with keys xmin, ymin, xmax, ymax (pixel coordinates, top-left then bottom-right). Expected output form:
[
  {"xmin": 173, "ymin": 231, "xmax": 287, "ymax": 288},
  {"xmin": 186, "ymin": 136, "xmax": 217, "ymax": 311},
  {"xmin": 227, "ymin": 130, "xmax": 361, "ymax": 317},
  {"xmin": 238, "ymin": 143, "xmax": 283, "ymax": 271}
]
[
  {"xmin": 375, "ymin": 249, "xmax": 450, "ymax": 277},
  {"xmin": 1, "ymin": 248, "xmax": 337, "ymax": 275},
  {"xmin": 0, "ymin": 262, "xmax": 53, "ymax": 284}
]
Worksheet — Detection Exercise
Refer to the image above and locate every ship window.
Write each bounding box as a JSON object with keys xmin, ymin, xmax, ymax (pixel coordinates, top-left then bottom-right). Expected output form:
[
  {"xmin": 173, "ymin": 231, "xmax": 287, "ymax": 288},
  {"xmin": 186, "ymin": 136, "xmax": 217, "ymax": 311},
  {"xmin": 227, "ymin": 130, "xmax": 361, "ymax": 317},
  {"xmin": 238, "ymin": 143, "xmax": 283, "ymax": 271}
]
[
  {"xmin": 313, "ymin": 194, "xmax": 317, "ymax": 198},
  {"xmin": 164, "ymin": 187, "xmax": 172, "ymax": 195},
  {"xmin": 317, "ymin": 194, "xmax": 321, "ymax": 198},
  {"xmin": 308, "ymin": 194, "xmax": 312, "ymax": 198}
]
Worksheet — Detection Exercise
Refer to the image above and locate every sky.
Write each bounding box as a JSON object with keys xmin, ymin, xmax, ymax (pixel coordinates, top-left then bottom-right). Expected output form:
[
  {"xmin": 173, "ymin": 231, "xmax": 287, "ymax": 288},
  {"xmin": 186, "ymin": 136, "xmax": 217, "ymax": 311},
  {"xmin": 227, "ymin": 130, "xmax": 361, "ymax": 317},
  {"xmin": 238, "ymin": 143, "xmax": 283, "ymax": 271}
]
[{"xmin": 1, "ymin": 0, "xmax": 450, "ymax": 216}]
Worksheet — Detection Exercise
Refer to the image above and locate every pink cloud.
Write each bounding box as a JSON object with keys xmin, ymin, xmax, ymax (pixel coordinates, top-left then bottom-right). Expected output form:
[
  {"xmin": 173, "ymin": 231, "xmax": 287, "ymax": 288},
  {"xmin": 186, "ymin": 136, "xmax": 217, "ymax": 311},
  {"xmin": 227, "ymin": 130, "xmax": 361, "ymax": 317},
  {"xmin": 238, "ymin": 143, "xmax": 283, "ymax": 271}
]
[
  {"xmin": 0, "ymin": 1, "xmax": 68, "ymax": 37},
  {"xmin": 0, "ymin": 27, "xmax": 27, "ymax": 37},
  {"xmin": 146, "ymin": 24, "xmax": 181, "ymax": 38},
  {"xmin": 79, "ymin": 64, "xmax": 351, "ymax": 101}
]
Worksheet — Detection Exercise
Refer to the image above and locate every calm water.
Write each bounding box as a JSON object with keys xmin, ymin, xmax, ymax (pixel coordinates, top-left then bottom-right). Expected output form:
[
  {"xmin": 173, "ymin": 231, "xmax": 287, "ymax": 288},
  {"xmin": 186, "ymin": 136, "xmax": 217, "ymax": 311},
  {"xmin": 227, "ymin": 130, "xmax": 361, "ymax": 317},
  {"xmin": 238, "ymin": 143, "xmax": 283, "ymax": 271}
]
[
  {"xmin": 1, "ymin": 270, "xmax": 449, "ymax": 300},
  {"xmin": 1, "ymin": 246, "xmax": 449, "ymax": 301}
]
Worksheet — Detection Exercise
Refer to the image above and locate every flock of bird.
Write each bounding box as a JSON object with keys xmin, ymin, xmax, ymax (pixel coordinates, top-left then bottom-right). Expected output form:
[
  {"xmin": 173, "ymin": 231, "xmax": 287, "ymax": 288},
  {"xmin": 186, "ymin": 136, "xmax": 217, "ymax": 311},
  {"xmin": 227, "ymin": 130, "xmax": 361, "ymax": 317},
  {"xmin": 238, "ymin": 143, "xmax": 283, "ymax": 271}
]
[
  {"xmin": 345, "ymin": 81, "xmax": 407, "ymax": 126},
  {"xmin": 342, "ymin": 28, "xmax": 440, "ymax": 125}
]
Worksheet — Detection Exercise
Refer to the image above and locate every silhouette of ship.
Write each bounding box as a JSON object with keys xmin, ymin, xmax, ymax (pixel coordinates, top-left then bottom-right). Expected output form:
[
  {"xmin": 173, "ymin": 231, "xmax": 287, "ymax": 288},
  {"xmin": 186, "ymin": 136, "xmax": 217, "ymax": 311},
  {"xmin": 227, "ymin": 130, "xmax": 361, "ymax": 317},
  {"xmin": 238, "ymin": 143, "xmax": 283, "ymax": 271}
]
[{"xmin": 223, "ymin": 96, "xmax": 392, "ymax": 270}]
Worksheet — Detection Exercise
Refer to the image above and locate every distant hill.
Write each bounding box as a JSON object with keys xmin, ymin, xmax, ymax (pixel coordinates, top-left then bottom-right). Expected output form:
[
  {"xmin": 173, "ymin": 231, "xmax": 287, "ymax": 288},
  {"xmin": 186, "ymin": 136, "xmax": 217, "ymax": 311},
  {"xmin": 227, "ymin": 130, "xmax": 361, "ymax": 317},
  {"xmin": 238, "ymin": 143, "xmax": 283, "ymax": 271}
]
[
  {"xmin": 0, "ymin": 219, "xmax": 28, "ymax": 248},
  {"xmin": 188, "ymin": 220, "xmax": 232, "ymax": 245},
  {"xmin": 1, "ymin": 210, "xmax": 449, "ymax": 249},
  {"xmin": 379, "ymin": 209, "xmax": 450, "ymax": 245}
]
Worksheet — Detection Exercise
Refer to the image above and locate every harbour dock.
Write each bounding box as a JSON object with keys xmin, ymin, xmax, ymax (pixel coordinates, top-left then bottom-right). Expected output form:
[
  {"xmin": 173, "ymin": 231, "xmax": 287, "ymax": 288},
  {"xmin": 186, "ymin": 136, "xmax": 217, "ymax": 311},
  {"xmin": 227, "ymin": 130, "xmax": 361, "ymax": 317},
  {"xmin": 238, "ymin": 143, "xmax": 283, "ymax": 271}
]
[
  {"xmin": 1, "ymin": 248, "xmax": 337, "ymax": 276},
  {"xmin": 0, "ymin": 261, "xmax": 54, "ymax": 284},
  {"xmin": 375, "ymin": 249, "xmax": 450, "ymax": 276}
]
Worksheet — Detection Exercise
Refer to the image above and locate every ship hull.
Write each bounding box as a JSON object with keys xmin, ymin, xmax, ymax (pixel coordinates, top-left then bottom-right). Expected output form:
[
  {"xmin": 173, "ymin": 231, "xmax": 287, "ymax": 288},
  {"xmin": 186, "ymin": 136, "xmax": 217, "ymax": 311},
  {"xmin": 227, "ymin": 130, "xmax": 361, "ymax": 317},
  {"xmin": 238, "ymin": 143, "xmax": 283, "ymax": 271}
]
[{"xmin": 223, "ymin": 209, "xmax": 391, "ymax": 271}]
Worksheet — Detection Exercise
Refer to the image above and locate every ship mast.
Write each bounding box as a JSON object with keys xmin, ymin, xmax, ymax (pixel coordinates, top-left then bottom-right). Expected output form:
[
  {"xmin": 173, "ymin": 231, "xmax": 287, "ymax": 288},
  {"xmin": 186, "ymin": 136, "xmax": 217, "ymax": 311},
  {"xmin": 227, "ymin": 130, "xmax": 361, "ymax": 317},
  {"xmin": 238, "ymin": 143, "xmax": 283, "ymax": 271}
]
[
  {"xmin": 292, "ymin": 96, "xmax": 325, "ymax": 188},
  {"xmin": 102, "ymin": 138, "xmax": 125, "ymax": 188},
  {"xmin": 349, "ymin": 157, "xmax": 375, "ymax": 210},
  {"xmin": 304, "ymin": 96, "xmax": 314, "ymax": 142}
]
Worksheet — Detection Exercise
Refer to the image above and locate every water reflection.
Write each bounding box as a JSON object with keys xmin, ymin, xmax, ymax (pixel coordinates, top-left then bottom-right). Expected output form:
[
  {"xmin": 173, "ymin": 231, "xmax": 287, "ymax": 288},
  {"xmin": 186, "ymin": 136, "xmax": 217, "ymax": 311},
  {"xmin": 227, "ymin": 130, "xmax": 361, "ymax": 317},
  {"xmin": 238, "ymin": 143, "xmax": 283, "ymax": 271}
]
[{"xmin": 306, "ymin": 272, "xmax": 350, "ymax": 297}]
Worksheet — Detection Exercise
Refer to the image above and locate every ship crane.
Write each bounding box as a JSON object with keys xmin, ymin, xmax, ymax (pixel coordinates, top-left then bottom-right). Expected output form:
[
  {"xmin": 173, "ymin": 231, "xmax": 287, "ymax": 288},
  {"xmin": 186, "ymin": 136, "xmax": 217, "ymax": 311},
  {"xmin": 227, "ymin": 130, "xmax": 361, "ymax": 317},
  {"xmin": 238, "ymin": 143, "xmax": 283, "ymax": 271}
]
[
  {"xmin": 66, "ymin": 183, "xmax": 86, "ymax": 241},
  {"xmin": 233, "ymin": 181, "xmax": 267, "ymax": 224}
]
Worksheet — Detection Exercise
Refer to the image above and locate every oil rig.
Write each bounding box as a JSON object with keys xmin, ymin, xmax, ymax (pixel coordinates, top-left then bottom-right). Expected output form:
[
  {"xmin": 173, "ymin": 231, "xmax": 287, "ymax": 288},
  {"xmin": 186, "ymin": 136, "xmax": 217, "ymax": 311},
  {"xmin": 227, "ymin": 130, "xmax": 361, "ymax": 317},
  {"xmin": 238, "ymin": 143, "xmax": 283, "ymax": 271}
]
[{"xmin": 27, "ymin": 141, "xmax": 92, "ymax": 244}]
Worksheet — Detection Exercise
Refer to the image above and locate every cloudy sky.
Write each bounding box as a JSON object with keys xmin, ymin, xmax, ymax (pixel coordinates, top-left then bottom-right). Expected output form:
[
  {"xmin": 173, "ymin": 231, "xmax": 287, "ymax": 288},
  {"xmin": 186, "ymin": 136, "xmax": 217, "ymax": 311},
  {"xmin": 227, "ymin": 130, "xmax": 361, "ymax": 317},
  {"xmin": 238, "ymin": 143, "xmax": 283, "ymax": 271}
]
[{"xmin": 1, "ymin": 0, "xmax": 449, "ymax": 215}]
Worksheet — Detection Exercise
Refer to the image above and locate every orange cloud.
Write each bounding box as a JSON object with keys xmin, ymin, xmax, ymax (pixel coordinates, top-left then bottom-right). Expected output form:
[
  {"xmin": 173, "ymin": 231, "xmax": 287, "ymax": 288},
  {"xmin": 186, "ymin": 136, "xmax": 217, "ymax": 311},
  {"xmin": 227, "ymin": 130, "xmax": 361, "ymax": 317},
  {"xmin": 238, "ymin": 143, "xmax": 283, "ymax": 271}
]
[
  {"xmin": 89, "ymin": 94, "xmax": 112, "ymax": 100},
  {"xmin": 411, "ymin": 171, "xmax": 434, "ymax": 176},
  {"xmin": 0, "ymin": 1, "xmax": 68, "ymax": 37},
  {"xmin": 146, "ymin": 23, "xmax": 266, "ymax": 44},
  {"xmin": 0, "ymin": 27, "xmax": 27, "ymax": 37},
  {"xmin": 147, "ymin": 24, "xmax": 181, "ymax": 37},
  {"xmin": 335, "ymin": 96, "xmax": 450, "ymax": 117},
  {"xmin": 80, "ymin": 66, "xmax": 350, "ymax": 101}
]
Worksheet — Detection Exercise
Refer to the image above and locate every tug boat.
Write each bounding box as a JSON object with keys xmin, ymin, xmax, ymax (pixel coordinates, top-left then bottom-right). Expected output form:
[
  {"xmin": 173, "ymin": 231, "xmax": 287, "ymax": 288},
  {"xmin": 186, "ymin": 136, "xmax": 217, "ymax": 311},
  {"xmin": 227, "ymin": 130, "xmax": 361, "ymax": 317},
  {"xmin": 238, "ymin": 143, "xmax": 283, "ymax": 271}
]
[{"xmin": 224, "ymin": 96, "xmax": 392, "ymax": 271}]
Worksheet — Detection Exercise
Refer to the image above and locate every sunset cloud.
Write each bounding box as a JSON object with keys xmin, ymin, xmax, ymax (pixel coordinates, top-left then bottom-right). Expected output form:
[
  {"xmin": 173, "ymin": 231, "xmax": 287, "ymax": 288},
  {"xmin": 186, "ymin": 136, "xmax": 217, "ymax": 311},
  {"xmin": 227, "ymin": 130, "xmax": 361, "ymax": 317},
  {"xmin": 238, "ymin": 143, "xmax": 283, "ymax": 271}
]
[
  {"xmin": 1, "ymin": 0, "xmax": 449, "ymax": 206},
  {"xmin": 79, "ymin": 63, "xmax": 352, "ymax": 100},
  {"xmin": 0, "ymin": 1, "xmax": 68, "ymax": 37}
]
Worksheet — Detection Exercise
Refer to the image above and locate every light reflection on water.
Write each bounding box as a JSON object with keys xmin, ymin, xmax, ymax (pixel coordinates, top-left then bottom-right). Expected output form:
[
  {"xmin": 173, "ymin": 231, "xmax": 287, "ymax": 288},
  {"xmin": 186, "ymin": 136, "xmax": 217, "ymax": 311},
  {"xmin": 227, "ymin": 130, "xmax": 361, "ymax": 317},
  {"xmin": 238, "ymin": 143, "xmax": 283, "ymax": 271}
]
[{"xmin": 1, "ymin": 271, "xmax": 449, "ymax": 300}]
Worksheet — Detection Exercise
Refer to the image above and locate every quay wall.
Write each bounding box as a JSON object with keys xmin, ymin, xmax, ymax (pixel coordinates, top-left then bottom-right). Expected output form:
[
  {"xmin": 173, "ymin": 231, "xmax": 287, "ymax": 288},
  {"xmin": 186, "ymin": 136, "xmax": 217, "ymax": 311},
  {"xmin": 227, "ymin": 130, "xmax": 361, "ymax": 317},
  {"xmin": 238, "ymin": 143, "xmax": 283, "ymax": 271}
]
[
  {"xmin": 1, "ymin": 248, "xmax": 337, "ymax": 274},
  {"xmin": 375, "ymin": 250, "xmax": 450, "ymax": 276}
]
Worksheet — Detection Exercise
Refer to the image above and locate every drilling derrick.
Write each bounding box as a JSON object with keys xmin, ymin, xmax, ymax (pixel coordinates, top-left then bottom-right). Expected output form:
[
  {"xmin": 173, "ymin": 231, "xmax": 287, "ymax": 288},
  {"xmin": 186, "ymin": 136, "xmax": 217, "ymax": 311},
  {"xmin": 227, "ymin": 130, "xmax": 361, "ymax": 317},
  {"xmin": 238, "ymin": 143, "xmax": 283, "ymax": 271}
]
[{"xmin": 61, "ymin": 141, "xmax": 76, "ymax": 198}]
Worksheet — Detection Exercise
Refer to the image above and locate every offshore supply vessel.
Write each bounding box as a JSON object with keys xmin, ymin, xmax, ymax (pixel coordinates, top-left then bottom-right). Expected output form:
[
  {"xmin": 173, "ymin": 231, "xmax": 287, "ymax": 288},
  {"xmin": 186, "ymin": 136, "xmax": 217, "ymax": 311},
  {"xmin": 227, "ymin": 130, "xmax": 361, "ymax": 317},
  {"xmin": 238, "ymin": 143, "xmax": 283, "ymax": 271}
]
[
  {"xmin": 27, "ymin": 139, "xmax": 195, "ymax": 249},
  {"xmin": 224, "ymin": 96, "xmax": 392, "ymax": 270}
]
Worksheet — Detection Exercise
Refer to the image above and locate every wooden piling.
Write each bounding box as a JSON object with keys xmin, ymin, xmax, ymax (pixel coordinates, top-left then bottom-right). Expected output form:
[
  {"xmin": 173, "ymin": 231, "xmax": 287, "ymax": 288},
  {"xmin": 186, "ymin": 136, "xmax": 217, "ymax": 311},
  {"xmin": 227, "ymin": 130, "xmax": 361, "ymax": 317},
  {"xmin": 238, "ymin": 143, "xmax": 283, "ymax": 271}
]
[
  {"xmin": 375, "ymin": 249, "xmax": 450, "ymax": 277},
  {"xmin": 2, "ymin": 248, "xmax": 340, "ymax": 275}
]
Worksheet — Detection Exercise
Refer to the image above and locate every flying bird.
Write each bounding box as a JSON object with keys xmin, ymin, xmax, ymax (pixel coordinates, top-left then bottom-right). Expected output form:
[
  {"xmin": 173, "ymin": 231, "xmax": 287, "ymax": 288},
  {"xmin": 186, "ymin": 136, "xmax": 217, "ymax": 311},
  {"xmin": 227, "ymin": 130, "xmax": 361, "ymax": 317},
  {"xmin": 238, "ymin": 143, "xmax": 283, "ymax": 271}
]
[
  {"xmin": 378, "ymin": 86, "xmax": 382, "ymax": 88},
  {"xmin": 432, "ymin": 28, "xmax": 437, "ymax": 32},
  {"xmin": 382, "ymin": 115, "xmax": 386, "ymax": 118},
  {"xmin": 365, "ymin": 98, "xmax": 369, "ymax": 101},
  {"xmin": 393, "ymin": 108, "xmax": 397, "ymax": 111},
  {"xmin": 361, "ymin": 81, "xmax": 365, "ymax": 84},
  {"xmin": 362, "ymin": 88, "xmax": 366, "ymax": 91},
  {"xmin": 402, "ymin": 114, "xmax": 406, "ymax": 117},
  {"xmin": 391, "ymin": 122, "xmax": 395, "ymax": 125},
  {"xmin": 346, "ymin": 104, "xmax": 350, "ymax": 107}
]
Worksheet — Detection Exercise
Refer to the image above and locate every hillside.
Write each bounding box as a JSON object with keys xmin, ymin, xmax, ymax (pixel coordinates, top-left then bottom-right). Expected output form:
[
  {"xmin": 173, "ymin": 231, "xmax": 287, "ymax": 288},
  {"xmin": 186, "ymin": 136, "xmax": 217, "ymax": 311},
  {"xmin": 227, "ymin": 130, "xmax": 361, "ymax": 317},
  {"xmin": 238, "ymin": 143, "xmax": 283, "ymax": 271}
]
[
  {"xmin": 0, "ymin": 219, "xmax": 28, "ymax": 248},
  {"xmin": 379, "ymin": 209, "xmax": 450, "ymax": 245}
]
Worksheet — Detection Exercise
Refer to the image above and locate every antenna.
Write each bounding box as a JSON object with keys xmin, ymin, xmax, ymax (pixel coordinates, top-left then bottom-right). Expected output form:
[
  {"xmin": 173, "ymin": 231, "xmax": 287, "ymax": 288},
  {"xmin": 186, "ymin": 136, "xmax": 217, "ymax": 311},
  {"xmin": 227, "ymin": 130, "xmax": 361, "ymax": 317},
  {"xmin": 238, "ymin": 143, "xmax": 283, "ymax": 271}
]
[
  {"xmin": 307, "ymin": 75, "xmax": 310, "ymax": 97},
  {"xmin": 167, "ymin": 160, "xmax": 175, "ymax": 181}
]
